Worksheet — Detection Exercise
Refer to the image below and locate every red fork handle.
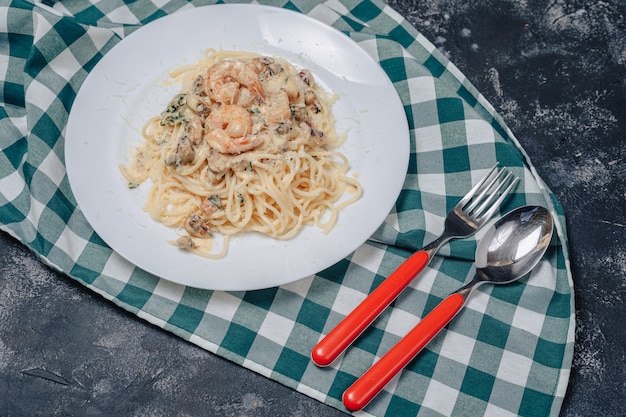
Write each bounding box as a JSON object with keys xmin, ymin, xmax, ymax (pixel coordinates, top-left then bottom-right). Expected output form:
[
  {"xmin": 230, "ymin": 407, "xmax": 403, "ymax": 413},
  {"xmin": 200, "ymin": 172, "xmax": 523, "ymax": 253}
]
[
  {"xmin": 342, "ymin": 293, "xmax": 465, "ymax": 411},
  {"xmin": 311, "ymin": 251, "xmax": 429, "ymax": 367}
]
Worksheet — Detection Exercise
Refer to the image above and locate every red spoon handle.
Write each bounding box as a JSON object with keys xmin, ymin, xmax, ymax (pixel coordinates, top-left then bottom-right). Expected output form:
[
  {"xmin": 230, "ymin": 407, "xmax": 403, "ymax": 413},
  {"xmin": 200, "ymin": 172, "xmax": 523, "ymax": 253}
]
[
  {"xmin": 311, "ymin": 251, "xmax": 429, "ymax": 367},
  {"xmin": 343, "ymin": 293, "xmax": 465, "ymax": 411}
]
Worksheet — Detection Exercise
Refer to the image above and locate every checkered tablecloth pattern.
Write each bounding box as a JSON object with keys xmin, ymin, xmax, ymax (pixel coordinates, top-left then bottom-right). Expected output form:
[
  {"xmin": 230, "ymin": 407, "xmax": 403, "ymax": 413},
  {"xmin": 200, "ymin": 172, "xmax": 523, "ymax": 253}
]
[{"xmin": 1, "ymin": 1, "xmax": 574, "ymax": 416}]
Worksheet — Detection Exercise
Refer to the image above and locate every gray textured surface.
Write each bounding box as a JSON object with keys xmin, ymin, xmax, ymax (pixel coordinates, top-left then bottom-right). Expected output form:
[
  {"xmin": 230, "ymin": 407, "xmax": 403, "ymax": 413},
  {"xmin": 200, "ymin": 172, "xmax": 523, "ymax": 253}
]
[{"xmin": 1, "ymin": 0, "xmax": 625, "ymax": 415}]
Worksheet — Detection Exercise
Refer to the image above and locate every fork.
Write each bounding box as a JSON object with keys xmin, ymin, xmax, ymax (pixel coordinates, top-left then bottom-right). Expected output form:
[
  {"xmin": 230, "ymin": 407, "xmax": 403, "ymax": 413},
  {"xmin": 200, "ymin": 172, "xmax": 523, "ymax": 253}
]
[{"xmin": 311, "ymin": 164, "xmax": 518, "ymax": 367}]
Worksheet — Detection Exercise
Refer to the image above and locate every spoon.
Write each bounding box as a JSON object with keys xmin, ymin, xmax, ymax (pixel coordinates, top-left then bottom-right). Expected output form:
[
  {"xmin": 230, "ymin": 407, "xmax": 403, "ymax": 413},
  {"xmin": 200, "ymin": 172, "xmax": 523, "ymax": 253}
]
[{"xmin": 342, "ymin": 205, "xmax": 554, "ymax": 411}]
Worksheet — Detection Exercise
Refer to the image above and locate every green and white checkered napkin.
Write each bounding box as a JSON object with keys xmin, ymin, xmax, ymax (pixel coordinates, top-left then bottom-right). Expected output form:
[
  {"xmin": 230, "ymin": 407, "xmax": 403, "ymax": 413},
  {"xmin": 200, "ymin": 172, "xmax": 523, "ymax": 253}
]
[{"xmin": 1, "ymin": 0, "xmax": 574, "ymax": 416}]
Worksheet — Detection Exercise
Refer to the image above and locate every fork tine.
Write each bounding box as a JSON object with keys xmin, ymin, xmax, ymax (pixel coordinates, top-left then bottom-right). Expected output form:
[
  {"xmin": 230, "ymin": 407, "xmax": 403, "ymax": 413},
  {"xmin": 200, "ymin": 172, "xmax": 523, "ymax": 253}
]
[
  {"xmin": 457, "ymin": 164, "xmax": 519, "ymax": 224},
  {"xmin": 471, "ymin": 170, "xmax": 516, "ymax": 217},
  {"xmin": 463, "ymin": 167, "xmax": 508, "ymax": 214},
  {"xmin": 475, "ymin": 174, "xmax": 519, "ymax": 223},
  {"xmin": 455, "ymin": 163, "xmax": 499, "ymax": 208}
]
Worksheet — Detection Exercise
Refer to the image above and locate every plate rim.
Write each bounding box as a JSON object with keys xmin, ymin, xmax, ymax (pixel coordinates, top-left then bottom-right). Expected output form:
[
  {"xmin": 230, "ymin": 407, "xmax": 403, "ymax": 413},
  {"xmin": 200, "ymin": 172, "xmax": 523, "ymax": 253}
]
[{"xmin": 65, "ymin": 4, "xmax": 410, "ymax": 290}]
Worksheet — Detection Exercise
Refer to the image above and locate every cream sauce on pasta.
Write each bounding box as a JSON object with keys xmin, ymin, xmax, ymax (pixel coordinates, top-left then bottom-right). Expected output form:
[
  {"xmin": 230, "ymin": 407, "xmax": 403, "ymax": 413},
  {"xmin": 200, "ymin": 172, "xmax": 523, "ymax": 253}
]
[{"xmin": 121, "ymin": 50, "xmax": 361, "ymax": 259}]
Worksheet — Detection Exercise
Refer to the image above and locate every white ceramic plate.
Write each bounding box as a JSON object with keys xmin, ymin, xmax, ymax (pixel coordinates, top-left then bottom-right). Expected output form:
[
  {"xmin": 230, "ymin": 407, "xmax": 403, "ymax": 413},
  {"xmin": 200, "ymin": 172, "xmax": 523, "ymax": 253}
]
[{"xmin": 65, "ymin": 4, "xmax": 409, "ymax": 291}]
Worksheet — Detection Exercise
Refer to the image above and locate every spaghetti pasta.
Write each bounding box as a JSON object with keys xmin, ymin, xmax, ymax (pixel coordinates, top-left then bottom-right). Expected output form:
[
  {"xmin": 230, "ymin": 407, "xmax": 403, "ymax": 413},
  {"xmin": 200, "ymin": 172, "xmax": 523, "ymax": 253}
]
[{"xmin": 121, "ymin": 50, "xmax": 361, "ymax": 259}]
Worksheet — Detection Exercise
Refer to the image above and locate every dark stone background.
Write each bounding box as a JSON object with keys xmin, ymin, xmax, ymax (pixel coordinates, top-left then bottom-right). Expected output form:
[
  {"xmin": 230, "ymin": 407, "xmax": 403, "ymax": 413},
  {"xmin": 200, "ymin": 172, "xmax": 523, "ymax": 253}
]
[{"xmin": 1, "ymin": 0, "xmax": 624, "ymax": 415}]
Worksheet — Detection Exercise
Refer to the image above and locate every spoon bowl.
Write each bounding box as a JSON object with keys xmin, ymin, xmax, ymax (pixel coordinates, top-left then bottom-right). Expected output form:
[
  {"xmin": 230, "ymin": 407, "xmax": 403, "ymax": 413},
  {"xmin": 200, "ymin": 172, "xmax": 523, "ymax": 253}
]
[
  {"xmin": 467, "ymin": 205, "xmax": 554, "ymax": 291},
  {"xmin": 343, "ymin": 205, "xmax": 554, "ymax": 411}
]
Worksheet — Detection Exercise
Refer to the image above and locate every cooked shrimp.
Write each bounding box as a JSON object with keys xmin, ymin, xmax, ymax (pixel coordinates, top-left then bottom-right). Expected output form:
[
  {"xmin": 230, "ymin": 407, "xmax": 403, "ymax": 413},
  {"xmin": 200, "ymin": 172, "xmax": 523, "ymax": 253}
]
[
  {"xmin": 205, "ymin": 128, "xmax": 265, "ymax": 154},
  {"xmin": 235, "ymin": 86, "xmax": 260, "ymax": 108},
  {"xmin": 207, "ymin": 105, "xmax": 252, "ymax": 138},
  {"xmin": 210, "ymin": 82, "xmax": 240, "ymax": 105},
  {"xmin": 207, "ymin": 60, "xmax": 264, "ymax": 105},
  {"xmin": 205, "ymin": 104, "xmax": 264, "ymax": 154}
]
